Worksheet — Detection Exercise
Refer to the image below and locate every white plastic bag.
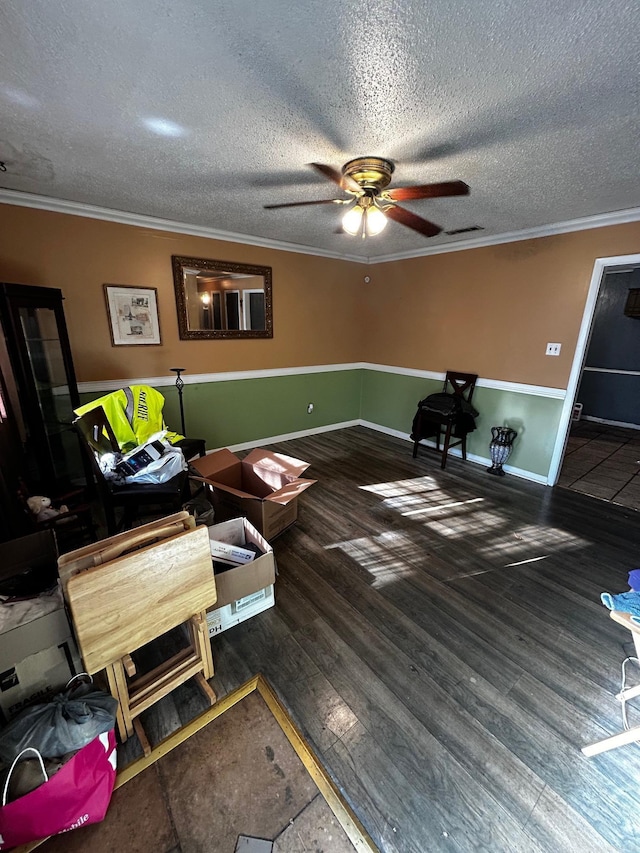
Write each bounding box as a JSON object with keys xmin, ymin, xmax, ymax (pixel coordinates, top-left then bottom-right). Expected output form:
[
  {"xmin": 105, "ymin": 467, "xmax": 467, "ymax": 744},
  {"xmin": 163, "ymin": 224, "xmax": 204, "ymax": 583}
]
[{"xmin": 124, "ymin": 445, "xmax": 186, "ymax": 484}]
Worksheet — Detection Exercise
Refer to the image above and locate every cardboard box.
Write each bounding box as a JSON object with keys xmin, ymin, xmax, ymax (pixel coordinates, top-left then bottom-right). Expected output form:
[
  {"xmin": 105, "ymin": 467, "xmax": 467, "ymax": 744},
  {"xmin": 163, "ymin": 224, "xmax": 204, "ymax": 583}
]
[
  {"xmin": 0, "ymin": 637, "xmax": 82, "ymax": 721},
  {"xmin": 191, "ymin": 448, "xmax": 316, "ymax": 540},
  {"xmin": 207, "ymin": 517, "xmax": 276, "ymax": 609},
  {"xmin": 0, "ymin": 604, "xmax": 73, "ymax": 671},
  {"xmin": 206, "ymin": 585, "xmax": 275, "ymax": 637},
  {"xmin": 0, "ymin": 583, "xmax": 82, "ymax": 722}
]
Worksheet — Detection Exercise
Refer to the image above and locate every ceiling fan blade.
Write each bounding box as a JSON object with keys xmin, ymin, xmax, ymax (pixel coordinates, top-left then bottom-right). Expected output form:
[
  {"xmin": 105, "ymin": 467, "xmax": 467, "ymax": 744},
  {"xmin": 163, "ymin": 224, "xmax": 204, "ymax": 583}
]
[
  {"xmin": 385, "ymin": 205, "xmax": 442, "ymax": 237},
  {"xmin": 385, "ymin": 180, "xmax": 469, "ymax": 201},
  {"xmin": 309, "ymin": 162, "xmax": 361, "ymax": 194},
  {"xmin": 264, "ymin": 198, "xmax": 341, "ymax": 209}
]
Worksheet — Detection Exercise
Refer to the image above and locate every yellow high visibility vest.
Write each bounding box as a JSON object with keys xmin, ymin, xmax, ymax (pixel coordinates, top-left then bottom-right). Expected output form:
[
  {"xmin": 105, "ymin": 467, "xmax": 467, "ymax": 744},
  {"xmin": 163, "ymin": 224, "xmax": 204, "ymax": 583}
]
[{"xmin": 75, "ymin": 385, "xmax": 184, "ymax": 451}]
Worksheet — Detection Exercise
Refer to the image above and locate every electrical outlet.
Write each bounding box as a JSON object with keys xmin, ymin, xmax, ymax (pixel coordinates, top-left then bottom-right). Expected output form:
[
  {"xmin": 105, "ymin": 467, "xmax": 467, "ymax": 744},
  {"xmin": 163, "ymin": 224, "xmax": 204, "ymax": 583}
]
[
  {"xmin": 307, "ymin": 403, "xmax": 314, "ymax": 414},
  {"xmin": 546, "ymin": 342, "xmax": 562, "ymax": 356}
]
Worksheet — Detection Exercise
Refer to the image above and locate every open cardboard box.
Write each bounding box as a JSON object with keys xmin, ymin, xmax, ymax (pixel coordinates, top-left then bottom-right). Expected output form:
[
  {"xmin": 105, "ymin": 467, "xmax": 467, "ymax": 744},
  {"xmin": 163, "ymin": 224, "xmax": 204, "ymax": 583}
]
[
  {"xmin": 191, "ymin": 448, "xmax": 316, "ymax": 540},
  {"xmin": 0, "ymin": 637, "xmax": 82, "ymax": 721},
  {"xmin": 207, "ymin": 517, "xmax": 276, "ymax": 610}
]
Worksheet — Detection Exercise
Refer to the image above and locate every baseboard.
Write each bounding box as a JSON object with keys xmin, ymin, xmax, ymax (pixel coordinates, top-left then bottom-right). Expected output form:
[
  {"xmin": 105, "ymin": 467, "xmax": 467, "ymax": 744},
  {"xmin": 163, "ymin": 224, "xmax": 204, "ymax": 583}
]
[
  {"xmin": 316, "ymin": 420, "xmax": 550, "ymax": 485},
  {"xmin": 213, "ymin": 420, "xmax": 361, "ymax": 453},
  {"xmin": 192, "ymin": 417, "xmax": 549, "ymax": 485},
  {"xmin": 581, "ymin": 415, "xmax": 640, "ymax": 431}
]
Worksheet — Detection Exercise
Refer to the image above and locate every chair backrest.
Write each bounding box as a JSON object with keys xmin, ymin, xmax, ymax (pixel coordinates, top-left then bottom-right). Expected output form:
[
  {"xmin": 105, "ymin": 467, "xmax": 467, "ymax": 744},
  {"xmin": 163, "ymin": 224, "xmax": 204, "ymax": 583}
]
[
  {"xmin": 74, "ymin": 406, "xmax": 120, "ymax": 458},
  {"xmin": 443, "ymin": 371, "xmax": 478, "ymax": 403},
  {"xmin": 73, "ymin": 407, "xmax": 120, "ymax": 513}
]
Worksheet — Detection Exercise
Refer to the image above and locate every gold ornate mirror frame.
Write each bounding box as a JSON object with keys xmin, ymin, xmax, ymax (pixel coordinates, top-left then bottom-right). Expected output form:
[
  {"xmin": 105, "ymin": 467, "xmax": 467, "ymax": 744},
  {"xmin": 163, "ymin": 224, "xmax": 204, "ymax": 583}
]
[{"xmin": 172, "ymin": 255, "xmax": 273, "ymax": 340}]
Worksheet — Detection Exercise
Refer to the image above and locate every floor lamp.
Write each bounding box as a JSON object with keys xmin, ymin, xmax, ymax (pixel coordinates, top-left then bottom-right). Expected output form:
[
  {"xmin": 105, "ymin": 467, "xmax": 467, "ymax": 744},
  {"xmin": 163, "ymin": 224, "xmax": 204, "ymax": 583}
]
[{"xmin": 170, "ymin": 367, "xmax": 187, "ymax": 435}]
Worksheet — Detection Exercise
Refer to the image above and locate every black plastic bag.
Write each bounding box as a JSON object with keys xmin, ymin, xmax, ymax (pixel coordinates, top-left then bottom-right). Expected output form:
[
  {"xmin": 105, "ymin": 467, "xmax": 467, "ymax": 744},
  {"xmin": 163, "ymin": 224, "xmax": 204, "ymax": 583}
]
[
  {"xmin": 183, "ymin": 495, "xmax": 215, "ymax": 527},
  {"xmin": 0, "ymin": 677, "xmax": 118, "ymax": 764}
]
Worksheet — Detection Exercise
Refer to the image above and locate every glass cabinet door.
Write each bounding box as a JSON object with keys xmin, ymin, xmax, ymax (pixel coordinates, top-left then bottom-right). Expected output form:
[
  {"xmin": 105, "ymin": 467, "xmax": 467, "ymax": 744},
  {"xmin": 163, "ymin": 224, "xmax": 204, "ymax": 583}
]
[
  {"xmin": 0, "ymin": 284, "xmax": 83, "ymax": 493},
  {"xmin": 18, "ymin": 305, "xmax": 81, "ymax": 484}
]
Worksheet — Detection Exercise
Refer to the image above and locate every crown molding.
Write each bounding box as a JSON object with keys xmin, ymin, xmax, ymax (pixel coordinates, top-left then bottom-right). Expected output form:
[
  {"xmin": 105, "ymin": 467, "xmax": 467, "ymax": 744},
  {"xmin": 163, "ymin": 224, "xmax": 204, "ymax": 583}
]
[
  {"xmin": 3, "ymin": 188, "xmax": 640, "ymax": 267},
  {"xmin": 371, "ymin": 206, "xmax": 640, "ymax": 264},
  {"xmin": 0, "ymin": 189, "xmax": 367, "ymax": 264}
]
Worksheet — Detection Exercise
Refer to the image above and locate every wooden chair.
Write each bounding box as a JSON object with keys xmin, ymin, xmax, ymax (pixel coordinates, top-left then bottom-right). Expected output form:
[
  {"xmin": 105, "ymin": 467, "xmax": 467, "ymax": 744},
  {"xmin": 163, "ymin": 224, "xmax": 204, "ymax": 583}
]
[
  {"xmin": 173, "ymin": 437, "xmax": 207, "ymax": 461},
  {"xmin": 58, "ymin": 512, "xmax": 217, "ymax": 755},
  {"xmin": 74, "ymin": 406, "xmax": 188, "ymax": 535},
  {"xmin": 411, "ymin": 371, "xmax": 478, "ymax": 469}
]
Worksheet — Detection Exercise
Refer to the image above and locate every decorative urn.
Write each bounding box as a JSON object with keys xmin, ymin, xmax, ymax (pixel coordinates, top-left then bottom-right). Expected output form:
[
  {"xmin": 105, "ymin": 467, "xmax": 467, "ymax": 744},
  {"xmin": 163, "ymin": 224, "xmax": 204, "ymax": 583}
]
[{"xmin": 487, "ymin": 426, "xmax": 517, "ymax": 476}]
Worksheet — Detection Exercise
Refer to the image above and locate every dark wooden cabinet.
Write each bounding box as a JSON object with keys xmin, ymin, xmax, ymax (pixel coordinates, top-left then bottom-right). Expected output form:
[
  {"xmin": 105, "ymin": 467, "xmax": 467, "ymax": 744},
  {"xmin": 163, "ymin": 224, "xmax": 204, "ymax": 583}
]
[{"xmin": 0, "ymin": 283, "xmax": 84, "ymax": 495}]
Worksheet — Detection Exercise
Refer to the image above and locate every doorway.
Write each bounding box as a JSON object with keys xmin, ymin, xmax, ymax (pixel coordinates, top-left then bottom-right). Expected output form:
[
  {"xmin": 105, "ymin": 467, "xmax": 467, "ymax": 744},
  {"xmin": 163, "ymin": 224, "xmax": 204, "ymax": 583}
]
[
  {"xmin": 550, "ymin": 254, "xmax": 640, "ymax": 508},
  {"xmin": 559, "ymin": 421, "xmax": 640, "ymax": 509}
]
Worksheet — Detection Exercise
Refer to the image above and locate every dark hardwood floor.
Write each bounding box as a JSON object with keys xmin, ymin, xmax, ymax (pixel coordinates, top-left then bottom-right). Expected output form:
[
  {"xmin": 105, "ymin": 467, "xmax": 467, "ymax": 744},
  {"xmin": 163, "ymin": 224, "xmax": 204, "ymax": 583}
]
[{"xmin": 121, "ymin": 426, "xmax": 640, "ymax": 852}]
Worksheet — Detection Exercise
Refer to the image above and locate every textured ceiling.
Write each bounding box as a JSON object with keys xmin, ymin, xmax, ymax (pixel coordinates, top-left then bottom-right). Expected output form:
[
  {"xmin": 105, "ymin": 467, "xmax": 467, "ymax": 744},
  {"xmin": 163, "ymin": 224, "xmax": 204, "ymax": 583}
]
[{"xmin": 0, "ymin": 0, "xmax": 638, "ymax": 260}]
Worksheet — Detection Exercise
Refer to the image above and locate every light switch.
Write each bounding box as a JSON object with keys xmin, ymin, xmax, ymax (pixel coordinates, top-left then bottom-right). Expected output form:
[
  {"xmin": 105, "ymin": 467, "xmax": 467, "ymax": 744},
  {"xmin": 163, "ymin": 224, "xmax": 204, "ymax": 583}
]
[{"xmin": 546, "ymin": 343, "xmax": 561, "ymax": 356}]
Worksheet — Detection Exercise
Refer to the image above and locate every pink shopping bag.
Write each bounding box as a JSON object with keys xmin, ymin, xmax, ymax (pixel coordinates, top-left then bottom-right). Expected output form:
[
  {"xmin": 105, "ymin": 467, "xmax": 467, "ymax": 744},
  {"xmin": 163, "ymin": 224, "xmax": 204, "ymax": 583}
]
[{"xmin": 0, "ymin": 729, "xmax": 117, "ymax": 850}]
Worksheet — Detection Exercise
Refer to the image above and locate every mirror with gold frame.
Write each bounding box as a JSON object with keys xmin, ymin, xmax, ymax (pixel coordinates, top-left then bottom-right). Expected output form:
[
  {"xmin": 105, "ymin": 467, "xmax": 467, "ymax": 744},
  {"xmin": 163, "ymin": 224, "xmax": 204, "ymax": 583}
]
[{"xmin": 172, "ymin": 255, "xmax": 273, "ymax": 339}]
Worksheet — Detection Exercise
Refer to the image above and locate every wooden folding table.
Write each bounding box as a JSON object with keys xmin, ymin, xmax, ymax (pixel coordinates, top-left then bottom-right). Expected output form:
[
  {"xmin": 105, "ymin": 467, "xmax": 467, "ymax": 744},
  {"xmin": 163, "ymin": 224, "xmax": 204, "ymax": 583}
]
[{"xmin": 58, "ymin": 512, "xmax": 217, "ymax": 754}]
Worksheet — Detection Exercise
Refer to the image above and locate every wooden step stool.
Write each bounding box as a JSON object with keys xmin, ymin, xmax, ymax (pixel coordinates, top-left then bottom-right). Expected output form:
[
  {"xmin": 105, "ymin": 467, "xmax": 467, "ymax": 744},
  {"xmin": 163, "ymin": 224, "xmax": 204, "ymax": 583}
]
[{"xmin": 58, "ymin": 512, "xmax": 217, "ymax": 754}]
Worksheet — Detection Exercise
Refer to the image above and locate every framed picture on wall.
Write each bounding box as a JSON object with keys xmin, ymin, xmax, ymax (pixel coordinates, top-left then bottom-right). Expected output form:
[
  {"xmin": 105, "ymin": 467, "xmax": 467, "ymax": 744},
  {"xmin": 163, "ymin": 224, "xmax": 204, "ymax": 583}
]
[{"xmin": 104, "ymin": 284, "xmax": 161, "ymax": 346}]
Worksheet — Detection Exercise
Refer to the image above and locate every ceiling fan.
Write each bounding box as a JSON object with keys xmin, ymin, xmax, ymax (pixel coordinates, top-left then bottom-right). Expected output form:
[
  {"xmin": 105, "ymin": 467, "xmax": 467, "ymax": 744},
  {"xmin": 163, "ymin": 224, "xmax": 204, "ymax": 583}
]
[{"xmin": 264, "ymin": 157, "xmax": 469, "ymax": 238}]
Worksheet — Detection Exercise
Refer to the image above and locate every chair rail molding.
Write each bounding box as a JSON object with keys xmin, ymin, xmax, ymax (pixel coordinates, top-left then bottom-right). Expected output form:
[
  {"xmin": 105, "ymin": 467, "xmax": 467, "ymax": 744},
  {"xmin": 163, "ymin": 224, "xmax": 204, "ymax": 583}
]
[{"xmin": 78, "ymin": 362, "xmax": 566, "ymax": 400}]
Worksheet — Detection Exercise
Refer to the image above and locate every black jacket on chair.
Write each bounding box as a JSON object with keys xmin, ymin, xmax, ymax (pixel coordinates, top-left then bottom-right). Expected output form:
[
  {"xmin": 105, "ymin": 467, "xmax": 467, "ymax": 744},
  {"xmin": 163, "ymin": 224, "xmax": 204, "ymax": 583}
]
[{"xmin": 411, "ymin": 392, "xmax": 478, "ymax": 441}]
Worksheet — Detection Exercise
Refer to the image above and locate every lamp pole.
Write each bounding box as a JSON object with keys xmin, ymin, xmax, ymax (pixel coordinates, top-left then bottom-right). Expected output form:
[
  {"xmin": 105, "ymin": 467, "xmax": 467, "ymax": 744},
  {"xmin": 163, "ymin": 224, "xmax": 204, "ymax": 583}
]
[{"xmin": 170, "ymin": 367, "xmax": 187, "ymax": 435}]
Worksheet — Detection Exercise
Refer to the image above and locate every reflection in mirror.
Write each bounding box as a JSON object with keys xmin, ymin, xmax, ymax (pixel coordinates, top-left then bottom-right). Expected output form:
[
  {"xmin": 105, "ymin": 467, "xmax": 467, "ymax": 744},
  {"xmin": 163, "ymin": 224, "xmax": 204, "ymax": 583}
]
[{"xmin": 172, "ymin": 256, "xmax": 273, "ymax": 339}]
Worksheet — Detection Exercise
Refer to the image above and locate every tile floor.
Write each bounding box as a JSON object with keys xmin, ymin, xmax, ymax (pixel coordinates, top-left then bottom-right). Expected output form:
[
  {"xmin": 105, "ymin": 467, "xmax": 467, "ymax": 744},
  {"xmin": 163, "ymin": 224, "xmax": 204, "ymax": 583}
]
[{"xmin": 558, "ymin": 419, "xmax": 640, "ymax": 510}]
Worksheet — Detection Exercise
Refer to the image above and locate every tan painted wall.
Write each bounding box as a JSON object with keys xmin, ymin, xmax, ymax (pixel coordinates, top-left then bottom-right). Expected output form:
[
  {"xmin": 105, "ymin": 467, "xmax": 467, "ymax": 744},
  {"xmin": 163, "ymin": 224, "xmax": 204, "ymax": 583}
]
[
  {"xmin": 366, "ymin": 223, "xmax": 640, "ymax": 387},
  {"xmin": 0, "ymin": 204, "xmax": 363, "ymax": 382},
  {"xmin": 1, "ymin": 202, "xmax": 639, "ymax": 390}
]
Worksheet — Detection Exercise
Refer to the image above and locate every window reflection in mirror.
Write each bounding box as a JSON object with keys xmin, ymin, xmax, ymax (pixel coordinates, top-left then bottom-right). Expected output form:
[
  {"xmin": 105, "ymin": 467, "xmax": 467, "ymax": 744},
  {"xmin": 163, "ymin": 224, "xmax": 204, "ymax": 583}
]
[{"xmin": 172, "ymin": 256, "xmax": 273, "ymax": 339}]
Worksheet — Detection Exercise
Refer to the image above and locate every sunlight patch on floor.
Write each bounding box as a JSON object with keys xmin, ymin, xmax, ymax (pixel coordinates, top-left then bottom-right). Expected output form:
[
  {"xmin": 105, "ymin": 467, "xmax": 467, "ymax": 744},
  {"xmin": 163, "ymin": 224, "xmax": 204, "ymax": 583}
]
[
  {"xmin": 357, "ymin": 476, "xmax": 590, "ymax": 571},
  {"xmin": 325, "ymin": 531, "xmax": 419, "ymax": 588},
  {"xmin": 504, "ymin": 555, "xmax": 551, "ymax": 567},
  {"xmin": 362, "ymin": 476, "xmax": 485, "ymax": 524},
  {"xmin": 360, "ymin": 475, "xmax": 440, "ymax": 498},
  {"xmin": 477, "ymin": 524, "xmax": 588, "ymax": 561},
  {"xmin": 421, "ymin": 509, "xmax": 507, "ymax": 539},
  {"xmin": 398, "ymin": 497, "xmax": 485, "ymax": 517}
]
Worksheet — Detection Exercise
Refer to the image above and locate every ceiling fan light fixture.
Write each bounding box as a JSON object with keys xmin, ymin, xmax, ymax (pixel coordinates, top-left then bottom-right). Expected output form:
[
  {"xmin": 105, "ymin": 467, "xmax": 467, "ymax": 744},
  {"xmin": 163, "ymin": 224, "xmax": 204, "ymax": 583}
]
[
  {"xmin": 342, "ymin": 203, "xmax": 364, "ymax": 236},
  {"xmin": 266, "ymin": 157, "xmax": 468, "ymax": 240},
  {"xmin": 343, "ymin": 197, "xmax": 388, "ymax": 238},
  {"xmin": 365, "ymin": 205, "xmax": 387, "ymax": 236}
]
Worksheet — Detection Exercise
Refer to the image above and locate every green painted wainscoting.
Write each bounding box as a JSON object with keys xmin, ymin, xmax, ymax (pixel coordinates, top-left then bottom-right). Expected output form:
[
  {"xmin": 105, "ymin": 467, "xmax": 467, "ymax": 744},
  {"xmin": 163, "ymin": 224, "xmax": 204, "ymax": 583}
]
[
  {"xmin": 360, "ymin": 368, "xmax": 564, "ymax": 482},
  {"xmin": 79, "ymin": 369, "xmax": 363, "ymax": 452},
  {"xmin": 79, "ymin": 366, "xmax": 565, "ymax": 482}
]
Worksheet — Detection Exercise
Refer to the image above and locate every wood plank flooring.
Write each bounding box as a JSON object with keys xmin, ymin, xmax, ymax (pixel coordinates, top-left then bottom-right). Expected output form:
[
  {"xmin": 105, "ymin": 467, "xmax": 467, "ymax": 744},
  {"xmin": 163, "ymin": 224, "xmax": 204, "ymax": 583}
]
[{"xmin": 121, "ymin": 426, "xmax": 640, "ymax": 852}]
